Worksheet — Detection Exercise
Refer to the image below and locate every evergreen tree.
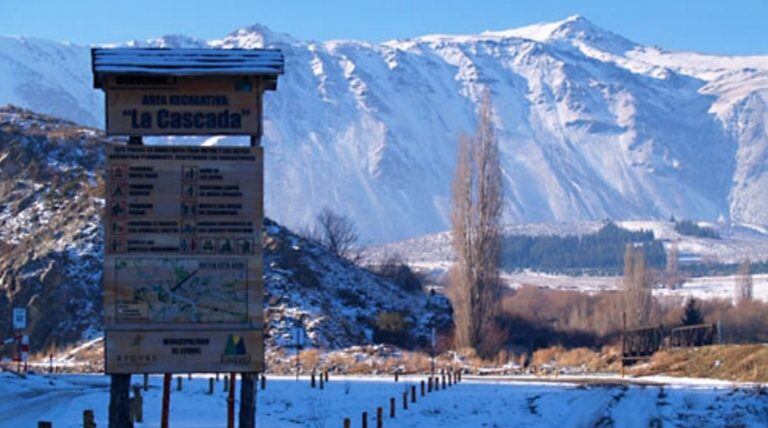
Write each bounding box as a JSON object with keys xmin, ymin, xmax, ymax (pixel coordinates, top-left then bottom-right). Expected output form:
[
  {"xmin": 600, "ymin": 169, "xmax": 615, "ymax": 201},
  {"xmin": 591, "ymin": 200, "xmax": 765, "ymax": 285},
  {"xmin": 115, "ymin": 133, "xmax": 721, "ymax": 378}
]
[{"xmin": 681, "ymin": 298, "xmax": 704, "ymax": 326}]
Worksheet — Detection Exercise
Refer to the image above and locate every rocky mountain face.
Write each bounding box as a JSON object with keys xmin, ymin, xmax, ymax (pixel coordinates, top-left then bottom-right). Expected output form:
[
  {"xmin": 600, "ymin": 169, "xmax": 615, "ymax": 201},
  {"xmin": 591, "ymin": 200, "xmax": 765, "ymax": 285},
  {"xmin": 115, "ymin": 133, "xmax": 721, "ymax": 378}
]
[
  {"xmin": 1, "ymin": 17, "xmax": 768, "ymax": 244},
  {"xmin": 0, "ymin": 107, "xmax": 449, "ymax": 351}
]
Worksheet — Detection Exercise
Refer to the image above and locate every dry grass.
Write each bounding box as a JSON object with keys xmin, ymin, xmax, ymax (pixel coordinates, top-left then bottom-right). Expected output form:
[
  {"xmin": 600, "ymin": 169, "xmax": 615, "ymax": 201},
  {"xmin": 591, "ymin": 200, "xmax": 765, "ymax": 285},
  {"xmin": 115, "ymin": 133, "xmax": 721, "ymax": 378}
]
[{"xmin": 631, "ymin": 344, "xmax": 768, "ymax": 382}]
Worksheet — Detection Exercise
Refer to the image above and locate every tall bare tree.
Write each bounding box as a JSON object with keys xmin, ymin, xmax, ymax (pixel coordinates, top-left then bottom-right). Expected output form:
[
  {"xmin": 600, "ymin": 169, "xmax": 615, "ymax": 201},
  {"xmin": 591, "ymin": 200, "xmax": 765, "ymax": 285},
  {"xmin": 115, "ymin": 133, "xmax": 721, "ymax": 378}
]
[
  {"xmin": 449, "ymin": 93, "xmax": 504, "ymax": 356},
  {"xmin": 622, "ymin": 244, "xmax": 653, "ymax": 327},
  {"xmin": 735, "ymin": 258, "xmax": 753, "ymax": 304}
]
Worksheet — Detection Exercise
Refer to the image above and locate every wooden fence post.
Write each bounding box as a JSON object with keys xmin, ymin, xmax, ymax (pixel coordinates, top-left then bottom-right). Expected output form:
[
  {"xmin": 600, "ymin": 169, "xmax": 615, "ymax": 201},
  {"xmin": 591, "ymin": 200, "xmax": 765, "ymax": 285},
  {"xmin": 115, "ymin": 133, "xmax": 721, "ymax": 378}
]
[
  {"xmin": 428, "ymin": 377, "xmax": 432, "ymax": 392},
  {"xmin": 177, "ymin": 376, "xmax": 182, "ymax": 391},
  {"xmin": 209, "ymin": 377, "xmax": 215, "ymax": 395},
  {"xmin": 376, "ymin": 407, "xmax": 383, "ymax": 428},
  {"xmin": 311, "ymin": 371, "xmax": 316, "ymax": 388},
  {"xmin": 402, "ymin": 392, "xmax": 408, "ymax": 410},
  {"xmin": 261, "ymin": 373, "xmax": 266, "ymax": 390},
  {"xmin": 362, "ymin": 411, "xmax": 368, "ymax": 428},
  {"xmin": 320, "ymin": 375, "xmax": 324, "ymax": 389},
  {"xmin": 224, "ymin": 375, "xmax": 229, "ymax": 392},
  {"xmin": 324, "ymin": 368, "xmax": 329, "ymax": 382},
  {"xmin": 143, "ymin": 373, "xmax": 149, "ymax": 391},
  {"xmin": 389, "ymin": 397, "xmax": 395, "ymax": 418},
  {"xmin": 411, "ymin": 385, "xmax": 416, "ymax": 403},
  {"xmin": 37, "ymin": 422, "xmax": 52, "ymax": 428},
  {"xmin": 83, "ymin": 410, "xmax": 96, "ymax": 428},
  {"xmin": 343, "ymin": 418, "xmax": 350, "ymax": 428},
  {"xmin": 394, "ymin": 371, "xmax": 399, "ymax": 382},
  {"xmin": 420, "ymin": 380, "xmax": 425, "ymax": 396}
]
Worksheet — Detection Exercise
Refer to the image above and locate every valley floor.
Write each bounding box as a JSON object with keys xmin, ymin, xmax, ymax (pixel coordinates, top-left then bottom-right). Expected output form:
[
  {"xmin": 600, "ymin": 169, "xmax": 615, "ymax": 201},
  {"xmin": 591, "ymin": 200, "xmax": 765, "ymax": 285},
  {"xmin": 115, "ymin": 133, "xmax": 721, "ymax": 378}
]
[{"xmin": 1, "ymin": 372, "xmax": 766, "ymax": 427}]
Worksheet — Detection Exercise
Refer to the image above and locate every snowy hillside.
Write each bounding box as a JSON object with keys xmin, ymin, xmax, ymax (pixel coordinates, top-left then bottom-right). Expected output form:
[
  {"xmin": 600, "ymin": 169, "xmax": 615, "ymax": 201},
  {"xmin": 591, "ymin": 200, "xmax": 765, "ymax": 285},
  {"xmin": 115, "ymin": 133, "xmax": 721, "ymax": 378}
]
[
  {"xmin": 3, "ymin": 16, "xmax": 768, "ymax": 242},
  {"xmin": 0, "ymin": 107, "xmax": 450, "ymax": 351}
]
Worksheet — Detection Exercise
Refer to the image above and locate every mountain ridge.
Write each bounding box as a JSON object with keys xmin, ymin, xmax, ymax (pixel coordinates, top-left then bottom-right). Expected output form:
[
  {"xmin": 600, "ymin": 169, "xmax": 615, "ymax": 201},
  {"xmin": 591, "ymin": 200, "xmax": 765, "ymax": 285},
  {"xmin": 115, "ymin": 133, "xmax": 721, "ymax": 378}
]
[{"xmin": 2, "ymin": 16, "xmax": 768, "ymax": 242}]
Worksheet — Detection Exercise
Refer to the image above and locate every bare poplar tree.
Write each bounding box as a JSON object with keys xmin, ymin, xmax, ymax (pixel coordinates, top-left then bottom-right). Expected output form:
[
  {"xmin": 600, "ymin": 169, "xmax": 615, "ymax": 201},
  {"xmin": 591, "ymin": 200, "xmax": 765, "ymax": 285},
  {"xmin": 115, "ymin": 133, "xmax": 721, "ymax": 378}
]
[
  {"xmin": 735, "ymin": 258, "xmax": 753, "ymax": 305},
  {"xmin": 622, "ymin": 244, "xmax": 653, "ymax": 327},
  {"xmin": 449, "ymin": 92, "xmax": 504, "ymax": 356}
]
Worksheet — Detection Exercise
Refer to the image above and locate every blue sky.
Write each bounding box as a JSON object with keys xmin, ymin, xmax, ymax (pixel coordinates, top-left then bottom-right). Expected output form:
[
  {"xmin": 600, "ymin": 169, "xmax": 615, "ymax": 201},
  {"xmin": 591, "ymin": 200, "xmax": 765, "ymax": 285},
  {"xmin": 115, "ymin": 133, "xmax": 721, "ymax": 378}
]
[{"xmin": 2, "ymin": 0, "xmax": 767, "ymax": 55}]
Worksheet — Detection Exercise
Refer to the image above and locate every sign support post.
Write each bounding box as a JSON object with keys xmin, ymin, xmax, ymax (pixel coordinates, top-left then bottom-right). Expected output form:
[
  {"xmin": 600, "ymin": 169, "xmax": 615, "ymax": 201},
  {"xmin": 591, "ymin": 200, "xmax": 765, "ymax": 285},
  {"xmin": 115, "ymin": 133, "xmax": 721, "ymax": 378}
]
[{"xmin": 92, "ymin": 48, "xmax": 283, "ymax": 428}]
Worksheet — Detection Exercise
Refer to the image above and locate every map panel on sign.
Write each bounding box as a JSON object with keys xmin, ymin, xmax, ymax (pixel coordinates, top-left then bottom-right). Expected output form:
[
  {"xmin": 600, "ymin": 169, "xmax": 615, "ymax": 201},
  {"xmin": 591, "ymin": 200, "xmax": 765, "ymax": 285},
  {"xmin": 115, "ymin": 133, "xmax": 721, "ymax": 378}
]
[{"xmin": 114, "ymin": 258, "xmax": 248, "ymax": 323}]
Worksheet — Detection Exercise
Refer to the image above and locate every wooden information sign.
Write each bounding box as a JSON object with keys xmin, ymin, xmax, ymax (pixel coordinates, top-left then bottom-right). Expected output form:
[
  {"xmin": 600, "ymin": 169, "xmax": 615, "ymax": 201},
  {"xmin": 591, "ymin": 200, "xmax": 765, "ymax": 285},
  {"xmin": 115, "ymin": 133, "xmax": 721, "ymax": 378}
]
[
  {"xmin": 104, "ymin": 144, "xmax": 264, "ymax": 373},
  {"xmin": 104, "ymin": 76, "xmax": 263, "ymax": 136}
]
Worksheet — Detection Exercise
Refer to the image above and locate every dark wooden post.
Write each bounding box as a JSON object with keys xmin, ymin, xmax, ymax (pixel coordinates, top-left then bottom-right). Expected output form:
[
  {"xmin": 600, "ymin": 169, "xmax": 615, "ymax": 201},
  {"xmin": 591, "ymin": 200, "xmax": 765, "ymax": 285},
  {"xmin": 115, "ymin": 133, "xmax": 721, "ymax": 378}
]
[
  {"xmin": 132, "ymin": 386, "xmax": 143, "ymax": 423},
  {"xmin": 311, "ymin": 371, "xmax": 316, "ymax": 388},
  {"xmin": 427, "ymin": 377, "xmax": 432, "ymax": 392},
  {"xmin": 224, "ymin": 375, "xmax": 229, "ymax": 392},
  {"xmin": 324, "ymin": 368, "xmax": 329, "ymax": 382},
  {"xmin": 227, "ymin": 373, "xmax": 236, "ymax": 428},
  {"xmin": 109, "ymin": 373, "xmax": 131, "ymax": 428},
  {"xmin": 411, "ymin": 385, "xmax": 416, "ymax": 403},
  {"xmin": 177, "ymin": 376, "xmax": 182, "ymax": 391},
  {"xmin": 261, "ymin": 373, "xmax": 266, "ymax": 390},
  {"xmin": 83, "ymin": 410, "xmax": 96, "ymax": 428},
  {"xmin": 161, "ymin": 373, "xmax": 171, "ymax": 428},
  {"xmin": 143, "ymin": 373, "xmax": 149, "ymax": 391},
  {"xmin": 362, "ymin": 411, "xmax": 368, "ymax": 428},
  {"xmin": 389, "ymin": 397, "xmax": 395, "ymax": 418},
  {"xmin": 239, "ymin": 372, "xmax": 256, "ymax": 428},
  {"xmin": 394, "ymin": 371, "xmax": 399, "ymax": 382},
  {"xmin": 209, "ymin": 377, "xmax": 215, "ymax": 395},
  {"xmin": 402, "ymin": 392, "xmax": 408, "ymax": 410},
  {"xmin": 320, "ymin": 374, "xmax": 324, "ymax": 389},
  {"xmin": 376, "ymin": 407, "xmax": 383, "ymax": 428},
  {"xmin": 343, "ymin": 418, "xmax": 351, "ymax": 428},
  {"xmin": 441, "ymin": 375, "xmax": 445, "ymax": 389},
  {"xmin": 37, "ymin": 422, "xmax": 52, "ymax": 428},
  {"xmin": 420, "ymin": 380, "xmax": 425, "ymax": 396}
]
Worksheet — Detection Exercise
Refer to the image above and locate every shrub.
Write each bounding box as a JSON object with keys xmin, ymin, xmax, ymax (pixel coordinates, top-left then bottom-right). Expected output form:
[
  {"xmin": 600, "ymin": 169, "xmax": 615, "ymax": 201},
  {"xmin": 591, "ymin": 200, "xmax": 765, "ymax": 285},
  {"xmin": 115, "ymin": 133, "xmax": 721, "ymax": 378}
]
[{"xmin": 373, "ymin": 311, "xmax": 411, "ymax": 347}]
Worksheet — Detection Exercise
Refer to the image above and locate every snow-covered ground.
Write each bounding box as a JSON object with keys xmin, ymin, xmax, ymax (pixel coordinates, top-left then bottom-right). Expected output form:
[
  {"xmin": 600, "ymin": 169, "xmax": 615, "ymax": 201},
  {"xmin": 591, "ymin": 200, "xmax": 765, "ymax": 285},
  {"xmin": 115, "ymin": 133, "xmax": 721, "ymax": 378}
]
[{"xmin": 1, "ymin": 372, "xmax": 767, "ymax": 427}]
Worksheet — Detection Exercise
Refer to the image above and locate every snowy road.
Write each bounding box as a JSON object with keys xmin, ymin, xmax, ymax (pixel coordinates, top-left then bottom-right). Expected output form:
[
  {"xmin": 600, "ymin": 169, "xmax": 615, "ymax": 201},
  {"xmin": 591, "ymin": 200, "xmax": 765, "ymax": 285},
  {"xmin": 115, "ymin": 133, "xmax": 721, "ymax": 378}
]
[{"xmin": 1, "ymin": 372, "xmax": 767, "ymax": 427}]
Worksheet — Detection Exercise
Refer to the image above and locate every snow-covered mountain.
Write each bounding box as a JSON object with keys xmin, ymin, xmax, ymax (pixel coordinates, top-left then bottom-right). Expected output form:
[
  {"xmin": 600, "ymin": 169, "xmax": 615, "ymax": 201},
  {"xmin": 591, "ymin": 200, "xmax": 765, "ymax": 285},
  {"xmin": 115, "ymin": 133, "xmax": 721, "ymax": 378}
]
[{"xmin": 2, "ymin": 16, "xmax": 768, "ymax": 242}]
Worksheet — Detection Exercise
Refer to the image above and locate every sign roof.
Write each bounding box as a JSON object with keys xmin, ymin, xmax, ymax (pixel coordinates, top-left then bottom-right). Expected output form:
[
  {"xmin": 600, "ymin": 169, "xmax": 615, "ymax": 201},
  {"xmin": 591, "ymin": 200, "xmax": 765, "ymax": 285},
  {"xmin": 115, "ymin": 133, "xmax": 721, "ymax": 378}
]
[{"xmin": 92, "ymin": 48, "xmax": 284, "ymax": 88}]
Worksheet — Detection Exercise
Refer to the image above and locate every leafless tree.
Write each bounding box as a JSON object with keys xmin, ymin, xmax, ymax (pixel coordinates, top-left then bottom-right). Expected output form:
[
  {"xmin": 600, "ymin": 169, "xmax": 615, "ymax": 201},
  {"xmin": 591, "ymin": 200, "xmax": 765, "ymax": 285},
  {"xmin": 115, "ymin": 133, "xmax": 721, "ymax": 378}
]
[
  {"xmin": 622, "ymin": 244, "xmax": 653, "ymax": 327},
  {"xmin": 448, "ymin": 92, "xmax": 504, "ymax": 356},
  {"xmin": 735, "ymin": 258, "xmax": 753, "ymax": 305},
  {"xmin": 307, "ymin": 207, "xmax": 361, "ymax": 262}
]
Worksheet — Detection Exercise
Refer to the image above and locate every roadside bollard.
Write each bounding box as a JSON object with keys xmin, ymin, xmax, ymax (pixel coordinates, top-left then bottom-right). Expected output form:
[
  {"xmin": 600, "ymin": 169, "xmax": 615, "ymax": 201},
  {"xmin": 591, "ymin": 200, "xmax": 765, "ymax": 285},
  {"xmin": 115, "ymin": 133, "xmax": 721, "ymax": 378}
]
[
  {"xmin": 390, "ymin": 397, "xmax": 395, "ymax": 418},
  {"xmin": 37, "ymin": 422, "xmax": 52, "ymax": 428},
  {"xmin": 362, "ymin": 411, "xmax": 368, "ymax": 428},
  {"xmin": 428, "ymin": 377, "xmax": 432, "ymax": 392},
  {"xmin": 343, "ymin": 418, "xmax": 351, "ymax": 428},
  {"xmin": 420, "ymin": 380, "xmax": 425, "ymax": 396},
  {"xmin": 411, "ymin": 385, "xmax": 416, "ymax": 403},
  {"xmin": 209, "ymin": 377, "xmax": 215, "ymax": 395},
  {"xmin": 320, "ymin": 375, "xmax": 324, "ymax": 389},
  {"xmin": 376, "ymin": 407, "xmax": 383, "ymax": 428},
  {"xmin": 83, "ymin": 410, "xmax": 96, "ymax": 428},
  {"xmin": 402, "ymin": 391, "xmax": 408, "ymax": 410}
]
